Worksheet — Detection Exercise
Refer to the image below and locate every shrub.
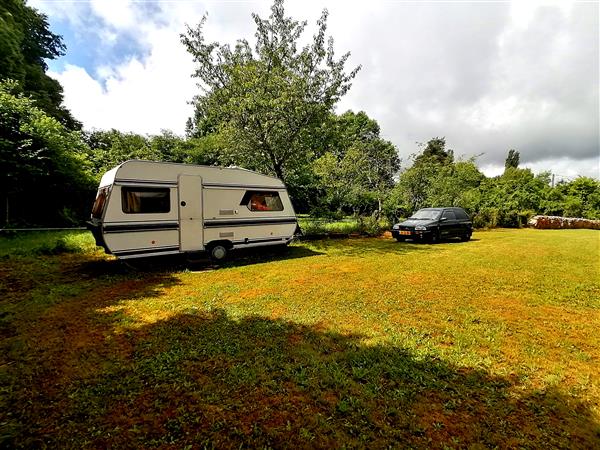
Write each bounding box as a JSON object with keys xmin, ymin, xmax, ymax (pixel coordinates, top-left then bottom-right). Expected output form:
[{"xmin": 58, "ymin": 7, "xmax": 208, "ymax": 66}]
[{"xmin": 358, "ymin": 216, "xmax": 389, "ymax": 237}]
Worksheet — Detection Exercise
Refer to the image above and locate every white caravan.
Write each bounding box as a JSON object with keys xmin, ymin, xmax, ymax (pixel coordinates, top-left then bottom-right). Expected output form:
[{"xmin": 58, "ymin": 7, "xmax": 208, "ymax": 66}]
[{"xmin": 87, "ymin": 160, "xmax": 298, "ymax": 261}]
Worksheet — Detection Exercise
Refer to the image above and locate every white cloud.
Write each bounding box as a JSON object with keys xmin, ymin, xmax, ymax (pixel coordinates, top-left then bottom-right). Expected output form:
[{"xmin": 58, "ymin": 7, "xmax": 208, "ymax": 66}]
[
  {"xmin": 35, "ymin": 0, "xmax": 598, "ymax": 178},
  {"xmin": 49, "ymin": 25, "xmax": 198, "ymax": 134},
  {"xmin": 41, "ymin": 0, "xmax": 260, "ymax": 134},
  {"xmin": 480, "ymin": 155, "xmax": 600, "ymax": 180},
  {"xmin": 89, "ymin": 0, "xmax": 136, "ymax": 29}
]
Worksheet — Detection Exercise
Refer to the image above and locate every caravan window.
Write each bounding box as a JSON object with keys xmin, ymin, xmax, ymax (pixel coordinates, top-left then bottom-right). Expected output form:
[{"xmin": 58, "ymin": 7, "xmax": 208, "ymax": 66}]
[
  {"xmin": 91, "ymin": 187, "xmax": 109, "ymax": 219},
  {"xmin": 241, "ymin": 191, "xmax": 284, "ymax": 212},
  {"xmin": 122, "ymin": 187, "xmax": 170, "ymax": 214}
]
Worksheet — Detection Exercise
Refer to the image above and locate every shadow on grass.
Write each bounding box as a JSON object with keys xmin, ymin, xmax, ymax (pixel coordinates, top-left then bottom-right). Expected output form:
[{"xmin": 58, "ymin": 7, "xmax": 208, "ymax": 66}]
[
  {"xmin": 305, "ymin": 237, "xmax": 434, "ymax": 257},
  {"xmin": 72, "ymin": 245, "xmax": 324, "ymax": 274},
  {"xmin": 3, "ymin": 303, "xmax": 598, "ymax": 448},
  {"xmin": 221, "ymin": 245, "xmax": 324, "ymax": 269}
]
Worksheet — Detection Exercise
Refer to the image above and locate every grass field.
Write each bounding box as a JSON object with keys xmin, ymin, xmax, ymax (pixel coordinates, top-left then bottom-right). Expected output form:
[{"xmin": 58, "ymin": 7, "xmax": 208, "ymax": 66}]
[{"xmin": 1, "ymin": 229, "xmax": 599, "ymax": 448}]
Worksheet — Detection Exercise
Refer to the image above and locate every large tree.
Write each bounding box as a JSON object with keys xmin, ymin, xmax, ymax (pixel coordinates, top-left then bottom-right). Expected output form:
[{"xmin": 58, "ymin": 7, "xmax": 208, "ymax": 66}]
[
  {"xmin": 0, "ymin": 80, "xmax": 92, "ymax": 225},
  {"xmin": 414, "ymin": 137, "xmax": 454, "ymax": 166},
  {"xmin": 84, "ymin": 129, "xmax": 225, "ymax": 180},
  {"xmin": 504, "ymin": 149, "xmax": 520, "ymax": 170},
  {"xmin": 314, "ymin": 111, "xmax": 400, "ymax": 217},
  {"xmin": 0, "ymin": 0, "xmax": 79, "ymax": 128},
  {"xmin": 181, "ymin": 0, "xmax": 360, "ymax": 185}
]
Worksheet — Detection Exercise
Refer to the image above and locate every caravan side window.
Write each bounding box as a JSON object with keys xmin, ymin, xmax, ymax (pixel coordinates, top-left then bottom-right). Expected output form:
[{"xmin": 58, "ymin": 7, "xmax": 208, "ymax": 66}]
[
  {"xmin": 122, "ymin": 187, "xmax": 170, "ymax": 214},
  {"xmin": 240, "ymin": 191, "xmax": 284, "ymax": 212},
  {"xmin": 92, "ymin": 186, "xmax": 109, "ymax": 219}
]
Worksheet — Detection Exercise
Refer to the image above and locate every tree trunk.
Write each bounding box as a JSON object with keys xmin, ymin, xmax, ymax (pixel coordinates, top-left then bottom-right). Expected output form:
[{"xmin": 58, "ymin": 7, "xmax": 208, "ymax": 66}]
[{"xmin": 272, "ymin": 160, "xmax": 284, "ymax": 182}]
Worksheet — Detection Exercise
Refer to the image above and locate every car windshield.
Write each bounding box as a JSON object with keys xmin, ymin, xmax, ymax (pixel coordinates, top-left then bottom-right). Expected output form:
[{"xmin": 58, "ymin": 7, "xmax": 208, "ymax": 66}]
[{"xmin": 409, "ymin": 209, "xmax": 441, "ymax": 220}]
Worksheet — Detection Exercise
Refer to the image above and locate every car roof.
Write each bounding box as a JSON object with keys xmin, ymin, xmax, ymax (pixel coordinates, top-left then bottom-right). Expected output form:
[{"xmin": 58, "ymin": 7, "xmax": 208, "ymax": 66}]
[{"xmin": 420, "ymin": 207, "xmax": 465, "ymax": 211}]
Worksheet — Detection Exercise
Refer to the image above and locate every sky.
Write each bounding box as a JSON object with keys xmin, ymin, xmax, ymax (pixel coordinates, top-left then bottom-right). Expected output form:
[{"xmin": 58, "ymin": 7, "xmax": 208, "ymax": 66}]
[{"xmin": 29, "ymin": 0, "xmax": 599, "ymax": 180}]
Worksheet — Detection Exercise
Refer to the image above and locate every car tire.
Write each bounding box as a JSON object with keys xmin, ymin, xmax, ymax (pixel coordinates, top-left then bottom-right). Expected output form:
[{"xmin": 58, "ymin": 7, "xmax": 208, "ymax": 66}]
[
  {"xmin": 430, "ymin": 231, "xmax": 440, "ymax": 244},
  {"xmin": 209, "ymin": 244, "xmax": 228, "ymax": 263},
  {"xmin": 460, "ymin": 233, "xmax": 471, "ymax": 242},
  {"xmin": 395, "ymin": 237, "xmax": 405, "ymax": 242}
]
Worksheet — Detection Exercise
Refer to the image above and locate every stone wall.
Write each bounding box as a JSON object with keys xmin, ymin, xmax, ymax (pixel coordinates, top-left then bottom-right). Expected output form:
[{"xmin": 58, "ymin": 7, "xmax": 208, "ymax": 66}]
[{"xmin": 528, "ymin": 215, "xmax": 600, "ymax": 230}]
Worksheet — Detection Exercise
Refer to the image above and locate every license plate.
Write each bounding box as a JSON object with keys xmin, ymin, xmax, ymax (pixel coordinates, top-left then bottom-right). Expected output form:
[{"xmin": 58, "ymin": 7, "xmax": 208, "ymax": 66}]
[{"xmin": 400, "ymin": 231, "xmax": 411, "ymax": 235}]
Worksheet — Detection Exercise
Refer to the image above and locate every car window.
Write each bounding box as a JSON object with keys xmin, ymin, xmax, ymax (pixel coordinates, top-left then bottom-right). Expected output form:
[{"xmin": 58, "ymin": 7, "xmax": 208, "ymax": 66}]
[
  {"xmin": 441, "ymin": 210, "xmax": 456, "ymax": 220},
  {"xmin": 454, "ymin": 209, "xmax": 469, "ymax": 220},
  {"xmin": 410, "ymin": 209, "xmax": 441, "ymax": 220}
]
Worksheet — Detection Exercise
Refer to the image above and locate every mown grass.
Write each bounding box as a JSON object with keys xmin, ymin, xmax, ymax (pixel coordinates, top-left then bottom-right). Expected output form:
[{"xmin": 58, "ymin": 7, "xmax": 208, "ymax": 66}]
[
  {"xmin": 0, "ymin": 229, "xmax": 599, "ymax": 448},
  {"xmin": 0, "ymin": 230, "xmax": 95, "ymax": 258}
]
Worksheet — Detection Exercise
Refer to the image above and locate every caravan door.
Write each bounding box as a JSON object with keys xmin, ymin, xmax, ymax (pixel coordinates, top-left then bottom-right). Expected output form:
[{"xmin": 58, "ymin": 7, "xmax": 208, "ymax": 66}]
[{"xmin": 178, "ymin": 175, "xmax": 204, "ymax": 251}]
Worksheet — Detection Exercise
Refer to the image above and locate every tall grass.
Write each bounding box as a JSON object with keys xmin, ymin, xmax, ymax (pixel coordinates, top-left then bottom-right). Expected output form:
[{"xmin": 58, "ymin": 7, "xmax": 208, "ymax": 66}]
[{"xmin": 298, "ymin": 216, "xmax": 390, "ymax": 237}]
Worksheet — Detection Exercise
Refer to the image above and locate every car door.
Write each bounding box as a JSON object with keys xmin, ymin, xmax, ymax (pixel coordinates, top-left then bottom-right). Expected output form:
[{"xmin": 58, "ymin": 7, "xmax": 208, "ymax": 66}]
[
  {"xmin": 454, "ymin": 208, "xmax": 472, "ymax": 236},
  {"xmin": 439, "ymin": 209, "xmax": 458, "ymax": 238}
]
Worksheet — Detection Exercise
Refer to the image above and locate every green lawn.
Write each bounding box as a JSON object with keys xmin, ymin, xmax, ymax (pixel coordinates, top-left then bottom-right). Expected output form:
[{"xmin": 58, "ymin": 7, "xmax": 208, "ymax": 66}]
[{"xmin": 1, "ymin": 229, "xmax": 599, "ymax": 448}]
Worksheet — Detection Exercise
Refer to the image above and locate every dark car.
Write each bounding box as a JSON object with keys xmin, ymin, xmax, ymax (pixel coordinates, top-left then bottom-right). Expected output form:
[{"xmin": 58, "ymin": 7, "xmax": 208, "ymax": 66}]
[{"xmin": 391, "ymin": 207, "xmax": 472, "ymax": 243}]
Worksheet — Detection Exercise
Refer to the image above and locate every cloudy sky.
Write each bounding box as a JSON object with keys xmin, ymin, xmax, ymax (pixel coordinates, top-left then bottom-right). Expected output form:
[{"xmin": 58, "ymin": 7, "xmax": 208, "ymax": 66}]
[{"xmin": 30, "ymin": 0, "xmax": 599, "ymax": 179}]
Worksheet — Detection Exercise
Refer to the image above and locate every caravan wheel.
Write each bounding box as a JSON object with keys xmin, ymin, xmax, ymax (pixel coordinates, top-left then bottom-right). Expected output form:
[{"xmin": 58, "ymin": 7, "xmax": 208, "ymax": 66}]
[{"xmin": 209, "ymin": 244, "xmax": 228, "ymax": 262}]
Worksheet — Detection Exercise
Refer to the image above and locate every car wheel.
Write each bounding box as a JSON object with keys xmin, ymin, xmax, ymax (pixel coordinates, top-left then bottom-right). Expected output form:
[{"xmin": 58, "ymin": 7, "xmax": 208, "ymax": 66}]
[
  {"xmin": 209, "ymin": 244, "xmax": 228, "ymax": 262},
  {"xmin": 430, "ymin": 231, "xmax": 440, "ymax": 244},
  {"xmin": 460, "ymin": 233, "xmax": 471, "ymax": 242},
  {"xmin": 395, "ymin": 237, "xmax": 405, "ymax": 242}
]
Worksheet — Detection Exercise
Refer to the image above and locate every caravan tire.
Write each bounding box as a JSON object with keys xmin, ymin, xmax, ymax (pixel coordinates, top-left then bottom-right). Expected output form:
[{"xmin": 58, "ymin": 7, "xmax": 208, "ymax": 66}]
[{"xmin": 209, "ymin": 244, "xmax": 228, "ymax": 262}]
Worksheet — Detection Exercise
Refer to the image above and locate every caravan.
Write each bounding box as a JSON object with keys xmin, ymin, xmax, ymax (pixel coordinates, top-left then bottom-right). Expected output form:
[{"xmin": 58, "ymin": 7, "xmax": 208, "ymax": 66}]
[{"xmin": 87, "ymin": 160, "xmax": 298, "ymax": 261}]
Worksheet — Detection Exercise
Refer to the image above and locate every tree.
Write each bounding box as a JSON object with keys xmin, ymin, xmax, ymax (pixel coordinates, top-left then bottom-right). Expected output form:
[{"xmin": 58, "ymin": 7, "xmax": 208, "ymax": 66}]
[
  {"xmin": 313, "ymin": 111, "xmax": 399, "ymax": 217},
  {"xmin": 542, "ymin": 177, "xmax": 600, "ymax": 219},
  {"xmin": 0, "ymin": 80, "xmax": 92, "ymax": 225},
  {"xmin": 387, "ymin": 138, "xmax": 457, "ymax": 217},
  {"xmin": 414, "ymin": 137, "xmax": 453, "ymax": 166},
  {"xmin": 181, "ymin": 0, "xmax": 360, "ymax": 186},
  {"xmin": 504, "ymin": 149, "xmax": 520, "ymax": 170},
  {"xmin": 84, "ymin": 129, "xmax": 227, "ymax": 180},
  {"xmin": 387, "ymin": 158, "xmax": 437, "ymax": 217},
  {"xmin": 426, "ymin": 160, "xmax": 485, "ymax": 211},
  {"xmin": 149, "ymin": 130, "xmax": 225, "ymax": 167},
  {"xmin": 0, "ymin": 0, "xmax": 79, "ymax": 129},
  {"xmin": 84, "ymin": 130, "xmax": 158, "ymax": 178},
  {"xmin": 476, "ymin": 168, "xmax": 549, "ymax": 227}
]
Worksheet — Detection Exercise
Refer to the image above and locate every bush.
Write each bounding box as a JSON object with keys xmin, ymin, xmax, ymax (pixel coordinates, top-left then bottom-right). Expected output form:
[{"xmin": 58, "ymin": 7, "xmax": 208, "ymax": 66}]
[
  {"xmin": 358, "ymin": 216, "xmax": 389, "ymax": 236},
  {"xmin": 298, "ymin": 216, "xmax": 388, "ymax": 238},
  {"xmin": 299, "ymin": 220, "xmax": 327, "ymax": 236},
  {"xmin": 472, "ymin": 208, "xmax": 500, "ymax": 229}
]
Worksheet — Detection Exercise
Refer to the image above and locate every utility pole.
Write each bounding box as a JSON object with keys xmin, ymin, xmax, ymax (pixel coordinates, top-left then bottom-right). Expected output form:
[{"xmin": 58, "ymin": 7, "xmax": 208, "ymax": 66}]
[{"xmin": 551, "ymin": 173, "xmax": 555, "ymax": 188}]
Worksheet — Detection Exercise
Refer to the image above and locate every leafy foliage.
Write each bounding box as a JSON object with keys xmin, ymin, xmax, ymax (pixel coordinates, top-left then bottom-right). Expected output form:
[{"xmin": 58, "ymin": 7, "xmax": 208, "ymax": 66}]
[
  {"xmin": 0, "ymin": 80, "xmax": 93, "ymax": 225},
  {"xmin": 414, "ymin": 137, "xmax": 453, "ymax": 166},
  {"xmin": 314, "ymin": 111, "xmax": 400, "ymax": 217},
  {"xmin": 504, "ymin": 149, "xmax": 520, "ymax": 170},
  {"xmin": 83, "ymin": 129, "xmax": 226, "ymax": 180},
  {"xmin": 0, "ymin": 0, "xmax": 78, "ymax": 128},
  {"xmin": 181, "ymin": 0, "xmax": 360, "ymax": 185},
  {"xmin": 385, "ymin": 147, "xmax": 600, "ymax": 227}
]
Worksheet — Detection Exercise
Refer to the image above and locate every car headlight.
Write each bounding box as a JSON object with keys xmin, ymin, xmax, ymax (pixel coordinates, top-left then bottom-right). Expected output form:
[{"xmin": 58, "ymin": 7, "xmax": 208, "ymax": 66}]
[
  {"xmin": 415, "ymin": 225, "xmax": 427, "ymax": 231},
  {"xmin": 393, "ymin": 224, "xmax": 399, "ymax": 230}
]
